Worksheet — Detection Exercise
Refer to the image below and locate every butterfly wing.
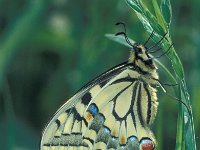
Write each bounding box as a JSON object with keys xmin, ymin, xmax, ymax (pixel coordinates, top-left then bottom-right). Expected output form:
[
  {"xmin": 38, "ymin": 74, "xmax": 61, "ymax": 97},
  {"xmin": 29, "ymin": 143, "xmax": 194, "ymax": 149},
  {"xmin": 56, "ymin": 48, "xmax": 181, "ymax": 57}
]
[
  {"xmin": 40, "ymin": 62, "xmax": 129, "ymax": 148},
  {"xmin": 40, "ymin": 62, "xmax": 158, "ymax": 150}
]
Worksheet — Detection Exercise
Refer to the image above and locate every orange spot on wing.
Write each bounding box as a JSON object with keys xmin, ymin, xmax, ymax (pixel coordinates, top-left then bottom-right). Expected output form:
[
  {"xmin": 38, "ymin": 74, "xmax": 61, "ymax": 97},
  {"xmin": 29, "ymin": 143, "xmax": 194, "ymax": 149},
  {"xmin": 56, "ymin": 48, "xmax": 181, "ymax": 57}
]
[
  {"xmin": 85, "ymin": 112, "xmax": 93, "ymax": 122},
  {"xmin": 120, "ymin": 135, "xmax": 126, "ymax": 145},
  {"xmin": 111, "ymin": 129, "xmax": 117, "ymax": 137}
]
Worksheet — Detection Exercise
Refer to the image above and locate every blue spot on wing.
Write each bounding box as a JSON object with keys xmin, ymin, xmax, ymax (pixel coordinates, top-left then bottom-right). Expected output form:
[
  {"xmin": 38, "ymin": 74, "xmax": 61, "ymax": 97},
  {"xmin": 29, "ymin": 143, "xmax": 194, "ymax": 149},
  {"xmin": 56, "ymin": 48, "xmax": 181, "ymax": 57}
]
[
  {"xmin": 98, "ymin": 113, "xmax": 105, "ymax": 122},
  {"xmin": 112, "ymin": 137, "xmax": 116, "ymax": 141},
  {"xmin": 87, "ymin": 103, "xmax": 99, "ymax": 117},
  {"xmin": 129, "ymin": 136, "xmax": 138, "ymax": 142},
  {"xmin": 104, "ymin": 126, "xmax": 110, "ymax": 133}
]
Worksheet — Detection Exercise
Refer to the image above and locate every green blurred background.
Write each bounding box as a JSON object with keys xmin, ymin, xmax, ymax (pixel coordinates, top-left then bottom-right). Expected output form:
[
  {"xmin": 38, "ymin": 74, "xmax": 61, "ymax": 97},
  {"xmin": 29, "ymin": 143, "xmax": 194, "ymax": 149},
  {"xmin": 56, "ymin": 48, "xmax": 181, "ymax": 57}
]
[{"xmin": 0, "ymin": 0, "xmax": 200, "ymax": 149}]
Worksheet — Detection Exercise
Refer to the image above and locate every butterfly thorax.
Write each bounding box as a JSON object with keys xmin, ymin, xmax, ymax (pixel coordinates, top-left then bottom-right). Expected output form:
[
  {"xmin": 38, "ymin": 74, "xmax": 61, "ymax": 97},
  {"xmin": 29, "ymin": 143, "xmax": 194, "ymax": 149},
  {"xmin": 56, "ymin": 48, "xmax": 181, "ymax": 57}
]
[{"xmin": 128, "ymin": 43, "xmax": 159, "ymax": 84}]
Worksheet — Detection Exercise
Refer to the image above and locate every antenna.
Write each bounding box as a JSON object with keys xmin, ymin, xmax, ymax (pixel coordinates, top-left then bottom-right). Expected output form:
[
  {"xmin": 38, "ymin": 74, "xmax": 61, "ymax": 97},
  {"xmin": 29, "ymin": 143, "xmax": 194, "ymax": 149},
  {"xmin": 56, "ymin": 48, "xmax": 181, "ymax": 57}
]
[
  {"xmin": 144, "ymin": 30, "xmax": 154, "ymax": 46},
  {"xmin": 115, "ymin": 22, "xmax": 134, "ymax": 47}
]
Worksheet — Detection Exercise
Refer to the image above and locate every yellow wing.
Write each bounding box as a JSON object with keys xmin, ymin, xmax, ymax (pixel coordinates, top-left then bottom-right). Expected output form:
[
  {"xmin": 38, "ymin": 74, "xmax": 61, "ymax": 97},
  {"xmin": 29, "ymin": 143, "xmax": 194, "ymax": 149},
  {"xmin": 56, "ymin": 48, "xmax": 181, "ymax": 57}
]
[{"xmin": 40, "ymin": 62, "xmax": 158, "ymax": 150}]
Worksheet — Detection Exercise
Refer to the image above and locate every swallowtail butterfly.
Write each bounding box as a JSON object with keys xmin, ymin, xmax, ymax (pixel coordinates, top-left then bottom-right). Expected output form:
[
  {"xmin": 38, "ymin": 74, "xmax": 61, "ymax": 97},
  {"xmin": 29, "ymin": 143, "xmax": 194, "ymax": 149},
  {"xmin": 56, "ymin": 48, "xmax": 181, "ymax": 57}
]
[{"xmin": 40, "ymin": 24, "xmax": 163, "ymax": 150}]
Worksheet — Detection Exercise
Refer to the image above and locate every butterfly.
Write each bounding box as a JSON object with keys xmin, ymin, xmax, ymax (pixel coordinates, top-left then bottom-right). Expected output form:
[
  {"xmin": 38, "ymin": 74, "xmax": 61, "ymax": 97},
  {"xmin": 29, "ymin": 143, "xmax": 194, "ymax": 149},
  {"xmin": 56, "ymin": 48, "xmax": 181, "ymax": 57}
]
[{"xmin": 40, "ymin": 23, "xmax": 162, "ymax": 150}]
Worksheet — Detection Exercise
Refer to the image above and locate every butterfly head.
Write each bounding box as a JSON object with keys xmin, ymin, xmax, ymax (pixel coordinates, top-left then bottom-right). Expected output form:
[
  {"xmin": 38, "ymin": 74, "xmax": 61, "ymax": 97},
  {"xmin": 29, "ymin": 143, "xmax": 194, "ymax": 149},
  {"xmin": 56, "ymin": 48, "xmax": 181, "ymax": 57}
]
[
  {"xmin": 114, "ymin": 22, "xmax": 157, "ymax": 72},
  {"xmin": 128, "ymin": 43, "xmax": 157, "ymax": 71}
]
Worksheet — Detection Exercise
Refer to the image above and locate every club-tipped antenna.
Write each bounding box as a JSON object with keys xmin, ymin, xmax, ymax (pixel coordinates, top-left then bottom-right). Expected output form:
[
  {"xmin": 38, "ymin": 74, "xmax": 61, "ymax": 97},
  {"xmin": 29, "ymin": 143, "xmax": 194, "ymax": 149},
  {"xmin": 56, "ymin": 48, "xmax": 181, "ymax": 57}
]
[{"xmin": 115, "ymin": 22, "xmax": 134, "ymax": 47}]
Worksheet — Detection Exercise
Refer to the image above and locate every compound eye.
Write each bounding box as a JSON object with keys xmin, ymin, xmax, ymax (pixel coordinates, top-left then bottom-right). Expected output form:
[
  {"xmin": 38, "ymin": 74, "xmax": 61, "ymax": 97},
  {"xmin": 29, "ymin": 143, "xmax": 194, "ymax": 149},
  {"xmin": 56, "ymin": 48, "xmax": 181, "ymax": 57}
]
[
  {"xmin": 140, "ymin": 138, "xmax": 155, "ymax": 150},
  {"xmin": 145, "ymin": 59, "xmax": 153, "ymax": 65},
  {"xmin": 138, "ymin": 47, "xmax": 142, "ymax": 53}
]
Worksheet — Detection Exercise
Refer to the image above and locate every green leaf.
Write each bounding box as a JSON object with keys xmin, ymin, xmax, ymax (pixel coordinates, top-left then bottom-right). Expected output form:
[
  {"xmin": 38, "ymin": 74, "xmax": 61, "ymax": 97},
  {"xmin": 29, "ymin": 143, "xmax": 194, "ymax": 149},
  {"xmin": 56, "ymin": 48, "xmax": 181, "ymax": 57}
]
[
  {"xmin": 168, "ymin": 50, "xmax": 184, "ymax": 79},
  {"xmin": 152, "ymin": 0, "xmax": 166, "ymax": 30},
  {"xmin": 144, "ymin": 9, "xmax": 165, "ymax": 35},
  {"xmin": 105, "ymin": 34, "xmax": 135, "ymax": 48},
  {"xmin": 137, "ymin": 13, "xmax": 153, "ymax": 33},
  {"xmin": 126, "ymin": 0, "xmax": 165, "ymax": 35},
  {"xmin": 125, "ymin": 0, "xmax": 142, "ymax": 13},
  {"xmin": 161, "ymin": 0, "xmax": 172, "ymax": 25}
]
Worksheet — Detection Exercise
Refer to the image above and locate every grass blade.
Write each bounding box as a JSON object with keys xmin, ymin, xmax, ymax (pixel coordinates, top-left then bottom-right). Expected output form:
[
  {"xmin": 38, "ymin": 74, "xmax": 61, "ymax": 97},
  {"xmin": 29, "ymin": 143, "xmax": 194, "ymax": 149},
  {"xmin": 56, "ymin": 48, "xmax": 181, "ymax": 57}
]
[{"xmin": 161, "ymin": 0, "xmax": 172, "ymax": 25}]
